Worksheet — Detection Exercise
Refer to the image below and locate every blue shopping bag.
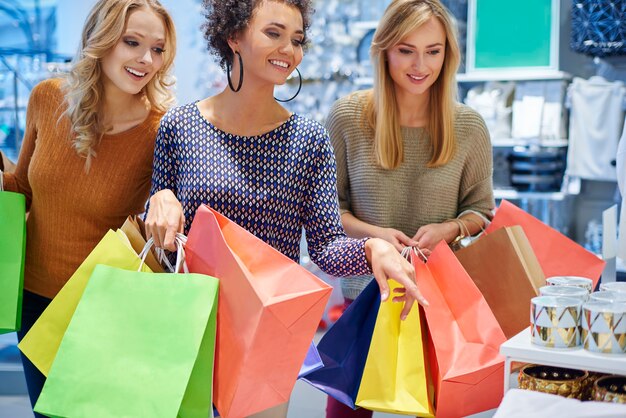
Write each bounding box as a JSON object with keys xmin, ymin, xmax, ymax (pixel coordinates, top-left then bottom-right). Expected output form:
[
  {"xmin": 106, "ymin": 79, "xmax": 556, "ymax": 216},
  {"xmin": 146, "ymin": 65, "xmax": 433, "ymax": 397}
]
[{"xmin": 301, "ymin": 279, "xmax": 380, "ymax": 408}]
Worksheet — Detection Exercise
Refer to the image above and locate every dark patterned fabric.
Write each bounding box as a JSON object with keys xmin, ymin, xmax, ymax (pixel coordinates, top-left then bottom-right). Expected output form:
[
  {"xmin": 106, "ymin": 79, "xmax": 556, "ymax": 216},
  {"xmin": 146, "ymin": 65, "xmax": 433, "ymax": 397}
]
[
  {"xmin": 571, "ymin": 1, "xmax": 626, "ymax": 57},
  {"xmin": 148, "ymin": 102, "xmax": 371, "ymax": 277}
]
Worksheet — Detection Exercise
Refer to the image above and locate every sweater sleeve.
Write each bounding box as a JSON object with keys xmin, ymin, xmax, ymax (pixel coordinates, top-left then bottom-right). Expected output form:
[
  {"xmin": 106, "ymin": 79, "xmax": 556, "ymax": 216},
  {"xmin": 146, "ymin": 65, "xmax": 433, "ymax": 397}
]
[
  {"xmin": 2, "ymin": 80, "xmax": 46, "ymax": 208},
  {"xmin": 458, "ymin": 109, "xmax": 495, "ymax": 219},
  {"xmin": 302, "ymin": 126, "xmax": 372, "ymax": 277},
  {"xmin": 325, "ymin": 98, "xmax": 351, "ymax": 215}
]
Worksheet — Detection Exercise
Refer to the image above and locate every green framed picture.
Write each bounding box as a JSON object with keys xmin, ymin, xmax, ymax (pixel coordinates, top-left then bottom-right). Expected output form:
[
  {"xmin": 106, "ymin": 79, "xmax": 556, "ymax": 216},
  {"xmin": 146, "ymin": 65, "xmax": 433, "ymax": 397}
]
[{"xmin": 466, "ymin": 0, "xmax": 559, "ymax": 73}]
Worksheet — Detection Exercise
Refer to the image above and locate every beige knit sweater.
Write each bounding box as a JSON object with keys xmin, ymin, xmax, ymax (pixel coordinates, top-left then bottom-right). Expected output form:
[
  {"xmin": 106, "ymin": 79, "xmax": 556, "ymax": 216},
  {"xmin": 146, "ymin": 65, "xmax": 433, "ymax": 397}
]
[{"xmin": 327, "ymin": 90, "xmax": 495, "ymax": 299}]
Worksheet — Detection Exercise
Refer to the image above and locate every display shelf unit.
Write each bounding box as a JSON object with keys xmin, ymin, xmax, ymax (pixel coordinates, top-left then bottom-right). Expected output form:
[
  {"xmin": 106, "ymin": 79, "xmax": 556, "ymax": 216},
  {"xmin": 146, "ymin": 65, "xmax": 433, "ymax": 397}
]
[
  {"xmin": 491, "ymin": 138, "xmax": 568, "ymax": 148},
  {"xmin": 500, "ymin": 327, "xmax": 626, "ymax": 392},
  {"xmin": 493, "ymin": 189, "xmax": 569, "ymax": 201},
  {"xmin": 456, "ymin": 70, "xmax": 572, "ymax": 83}
]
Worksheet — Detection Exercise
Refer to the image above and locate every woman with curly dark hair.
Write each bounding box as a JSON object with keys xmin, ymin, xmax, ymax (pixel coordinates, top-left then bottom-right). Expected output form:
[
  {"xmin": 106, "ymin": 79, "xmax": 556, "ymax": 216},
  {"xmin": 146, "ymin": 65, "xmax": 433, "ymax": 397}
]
[{"xmin": 145, "ymin": 2, "xmax": 428, "ymax": 415}]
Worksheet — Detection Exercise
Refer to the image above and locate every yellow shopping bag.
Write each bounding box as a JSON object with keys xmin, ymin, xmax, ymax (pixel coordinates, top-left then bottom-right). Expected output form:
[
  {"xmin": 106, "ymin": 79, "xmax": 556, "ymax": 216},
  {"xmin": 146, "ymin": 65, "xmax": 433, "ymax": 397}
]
[
  {"xmin": 18, "ymin": 229, "xmax": 152, "ymax": 376},
  {"xmin": 355, "ymin": 280, "xmax": 434, "ymax": 416}
]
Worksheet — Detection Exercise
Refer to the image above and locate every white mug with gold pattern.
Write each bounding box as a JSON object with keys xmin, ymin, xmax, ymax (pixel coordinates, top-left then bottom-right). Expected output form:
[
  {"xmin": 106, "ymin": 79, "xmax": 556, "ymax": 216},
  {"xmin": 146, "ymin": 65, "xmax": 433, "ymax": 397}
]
[
  {"xmin": 531, "ymin": 296, "xmax": 582, "ymax": 348},
  {"xmin": 582, "ymin": 301, "xmax": 626, "ymax": 354}
]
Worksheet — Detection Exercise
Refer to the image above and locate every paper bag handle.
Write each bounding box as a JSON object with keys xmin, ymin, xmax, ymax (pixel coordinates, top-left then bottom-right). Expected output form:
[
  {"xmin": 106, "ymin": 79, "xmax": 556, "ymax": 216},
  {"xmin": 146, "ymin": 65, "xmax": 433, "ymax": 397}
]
[
  {"xmin": 138, "ymin": 233, "xmax": 189, "ymax": 273},
  {"xmin": 401, "ymin": 246, "xmax": 428, "ymax": 263}
]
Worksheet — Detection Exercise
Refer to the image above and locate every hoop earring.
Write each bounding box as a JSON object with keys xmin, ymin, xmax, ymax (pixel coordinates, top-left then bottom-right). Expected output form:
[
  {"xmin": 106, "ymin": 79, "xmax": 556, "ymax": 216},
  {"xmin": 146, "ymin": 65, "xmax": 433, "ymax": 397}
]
[
  {"xmin": 226, "ymin": 51, "xmax": 244, "ymax": 92},
  {"xmin": 274, "ymin": 67, "xmax": 302, "ymax": 102}
]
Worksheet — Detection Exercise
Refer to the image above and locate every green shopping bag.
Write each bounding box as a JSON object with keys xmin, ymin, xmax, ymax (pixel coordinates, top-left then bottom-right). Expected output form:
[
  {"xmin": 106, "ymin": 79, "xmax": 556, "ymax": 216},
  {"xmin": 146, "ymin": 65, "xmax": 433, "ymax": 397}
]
[
  {"xmin": 19, "ymin": 229, "xmax": 152, "ymax": 375},
  {"xmin": 34, "ymin": 259, "xmax": 219, "ymax": 418},
  {"xmin": 0, "ymin": 176, "xmax": 26, "ymax": 334}
]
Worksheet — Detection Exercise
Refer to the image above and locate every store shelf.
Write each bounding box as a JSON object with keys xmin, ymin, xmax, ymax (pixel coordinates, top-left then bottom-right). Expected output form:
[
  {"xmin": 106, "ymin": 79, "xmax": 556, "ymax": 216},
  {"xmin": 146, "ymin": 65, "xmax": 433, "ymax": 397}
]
[
  {"xmin": 357, "ymin": 73, "xmax": 574, "ymax": 87},
  {"xmin": 493, "ymin": 189, "xmax": 569, "ymax": 201},
  {"xmin": 456, "ymin": 70, "xmax": 572, "ymax": 83},
  {"xmin": 492, "ymin": 138, "xmax": 568, "ymax": 148},
  {"xmin": 500, "ymin": 328, "xmax": 626, "ymax": 392}
]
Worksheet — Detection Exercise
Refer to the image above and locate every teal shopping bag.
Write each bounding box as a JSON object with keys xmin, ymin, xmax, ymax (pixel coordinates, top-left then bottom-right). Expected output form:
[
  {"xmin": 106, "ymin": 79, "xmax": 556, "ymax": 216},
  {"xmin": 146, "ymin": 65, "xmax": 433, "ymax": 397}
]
[
  {"xmin": 35, "ymin": 264, "xmax": 219, "ymax": 418},
  {"xmin": 0, "ymin": 179, "xmax": 26, "ymax": 334}
]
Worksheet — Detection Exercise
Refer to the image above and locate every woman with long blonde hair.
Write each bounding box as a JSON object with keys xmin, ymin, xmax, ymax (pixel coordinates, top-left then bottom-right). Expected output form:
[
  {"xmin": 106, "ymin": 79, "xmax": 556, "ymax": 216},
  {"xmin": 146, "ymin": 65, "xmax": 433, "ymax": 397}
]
[
  {"xmin": 0, "ymin": 1, "xmax": 176, "ymax": 414},
  {"xmin": 326, "ymin": 1, "xmax": 494, "ymax": 415}
]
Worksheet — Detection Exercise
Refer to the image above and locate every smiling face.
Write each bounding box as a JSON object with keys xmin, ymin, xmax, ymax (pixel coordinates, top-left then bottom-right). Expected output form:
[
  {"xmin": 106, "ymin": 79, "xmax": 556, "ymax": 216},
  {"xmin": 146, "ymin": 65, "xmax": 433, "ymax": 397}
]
[
  {"xmin": 229, "ymin": 0, "xmax": 305, "ymax": 87},
  {"xmin": 386, "ymin": 16, "xmax": 446, "ymax": 98},
  {"xmin": 100, "ymin": 7, "xmax": 166, "ymax": 98}
]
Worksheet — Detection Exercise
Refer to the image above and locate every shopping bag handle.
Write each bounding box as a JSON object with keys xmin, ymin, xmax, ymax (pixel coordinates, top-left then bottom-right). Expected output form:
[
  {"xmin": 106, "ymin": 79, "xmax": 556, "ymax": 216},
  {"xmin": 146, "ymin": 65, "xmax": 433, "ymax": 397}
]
[
  {"xmin": 401, "ymin": 246, "xmax": 428, "ymax": 263},
  {"xmin": 139, "ymin": 233, "xmax": 189, "ymax": 273}
]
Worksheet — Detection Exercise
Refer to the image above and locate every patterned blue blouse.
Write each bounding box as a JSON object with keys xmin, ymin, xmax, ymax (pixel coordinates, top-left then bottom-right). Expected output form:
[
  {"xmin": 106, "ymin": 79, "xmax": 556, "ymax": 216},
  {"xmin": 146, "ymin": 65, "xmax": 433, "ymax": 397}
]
[{"xmin": 149, "ymin": 102, "xmax": 371, "ymax": 277}]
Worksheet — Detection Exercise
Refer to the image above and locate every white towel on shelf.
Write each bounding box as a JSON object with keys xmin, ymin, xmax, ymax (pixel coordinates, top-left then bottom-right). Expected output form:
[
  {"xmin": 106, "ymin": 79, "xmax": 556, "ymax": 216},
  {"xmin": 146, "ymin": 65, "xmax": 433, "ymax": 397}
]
[
  {"xmin": 567, "ymin": 76, "xmax": 625, "ymax": 181},
  {"xmin": 493, "ymin": 389, "xmax": 626, "ymax": 418}
]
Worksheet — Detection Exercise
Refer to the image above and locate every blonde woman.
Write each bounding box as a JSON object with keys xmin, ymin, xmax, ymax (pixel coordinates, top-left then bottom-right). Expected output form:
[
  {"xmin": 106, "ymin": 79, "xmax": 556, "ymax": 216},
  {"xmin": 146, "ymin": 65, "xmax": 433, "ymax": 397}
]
[
  {"xmin": 326, "ymin": 1, "xmax": 494, "ymax": 415},
  {"xmin": 0, "ymin": 0, "xmax": 176, "ymax": 414}
]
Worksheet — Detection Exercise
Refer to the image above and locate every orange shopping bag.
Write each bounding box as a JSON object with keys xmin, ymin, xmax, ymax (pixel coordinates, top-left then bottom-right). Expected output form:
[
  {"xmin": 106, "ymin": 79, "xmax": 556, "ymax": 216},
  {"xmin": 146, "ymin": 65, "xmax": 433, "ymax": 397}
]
[
  {"xmin": 185, "ymin": 205, "xmax": 332, "ymax": 418},
  {"xmin": 413, "ymin": 242, "xmax": 506, "ymax": 418},
  {"xmin": 485, "ymin": 200, "xmax": 605, "ymax": 286}
]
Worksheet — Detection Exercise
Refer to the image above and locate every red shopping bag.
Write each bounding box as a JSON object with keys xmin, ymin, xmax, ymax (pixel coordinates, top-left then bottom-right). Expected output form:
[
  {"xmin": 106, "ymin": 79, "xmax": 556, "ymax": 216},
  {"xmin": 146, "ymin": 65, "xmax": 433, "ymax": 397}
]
[
  {"xmin": 185, "ymin": 206, "xmax": 332, "ymax": 418},
  {"xmin": 413, "ymin": 242, "xmax": 506, "ymax": 418},
  {"xmin": 486, "ymin": 200, "xmax": 605, "ymax": 286}
]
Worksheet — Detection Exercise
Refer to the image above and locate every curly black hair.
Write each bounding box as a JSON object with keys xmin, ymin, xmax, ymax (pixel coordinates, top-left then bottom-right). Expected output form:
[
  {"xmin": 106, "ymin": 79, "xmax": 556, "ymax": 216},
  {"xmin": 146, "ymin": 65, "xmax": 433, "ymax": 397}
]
[{"xmin": 202, "ymin": 0, "xmax": 313, "ymax": 70}]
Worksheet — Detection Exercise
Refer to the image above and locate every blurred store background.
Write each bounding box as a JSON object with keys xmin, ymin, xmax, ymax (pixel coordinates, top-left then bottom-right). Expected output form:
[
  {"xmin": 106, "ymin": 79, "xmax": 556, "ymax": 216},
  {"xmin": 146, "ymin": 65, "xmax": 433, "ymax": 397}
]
[{"xmin": 0, "ymin": 1, "xmax": 624, "ymax": 416}]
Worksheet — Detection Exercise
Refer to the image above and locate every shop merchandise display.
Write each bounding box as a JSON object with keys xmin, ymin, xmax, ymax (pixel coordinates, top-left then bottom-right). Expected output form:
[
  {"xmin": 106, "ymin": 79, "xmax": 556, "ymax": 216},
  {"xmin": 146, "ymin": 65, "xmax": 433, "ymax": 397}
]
[
  {"xmin": 546, "ymin": 276, "xmax": 594, "ymax": 293},
  {"xmin": 464, "ymin": 81, "xmax": 514, "ymax": 139},
  {"xmin": 589, "ymin": 290, "xmax": 626, "ymax": 303},
  {"xmin": 511, "ymin": 81, "xmax": 568, "ymax": 141},
  {"xmin": 571, "ymin": 1, "xmax": 626, "ymax": 58},
  {"xmin": 518, "ymin": 364, "xmax": 587, "ymax": 399},
  {"xmin": 539, "ymin": 285, "xmax": 589, "ymax": 302},
  {"xmin": 530, "ymin": 296, "xmax": 582, "ymax": 348},
  {"xmin": 566, "ymin": 76, "xmax": 626, "ymax": 181},
  {"xmin": 593, "ymin": 376, "xmax": 626, "ymax": 403},
  {"xmin": 582, "ymin": 301, "xmax": 626, "ymax": 354},
  {"xmin": 509, "ymin": 146, "xmax": 567, "ymax": 193},
  {"xmin": 494, "ymin": 388, "xmax": 626, "ymax": 417},
  {"xmin": 600, "ymin": 281, "xmax": 626, "ymax": 293}
]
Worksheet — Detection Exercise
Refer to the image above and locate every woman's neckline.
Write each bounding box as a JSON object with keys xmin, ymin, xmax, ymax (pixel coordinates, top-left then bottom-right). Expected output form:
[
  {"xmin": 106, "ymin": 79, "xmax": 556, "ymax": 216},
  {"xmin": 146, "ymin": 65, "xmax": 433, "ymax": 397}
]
[{"xmin": 193, "ymin": 101, "xmax": 296, "ymax": 138}]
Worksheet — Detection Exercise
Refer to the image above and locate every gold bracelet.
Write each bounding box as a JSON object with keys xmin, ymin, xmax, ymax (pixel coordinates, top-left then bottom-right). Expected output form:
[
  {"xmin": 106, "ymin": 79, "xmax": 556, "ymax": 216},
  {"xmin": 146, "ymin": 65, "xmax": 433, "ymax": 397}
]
[
  {"xmin": 462, "ymin": 216, "xmax": 485, "ymax": 234},
  {"xmin": 444, "ymin": 219, "xmax": 466, "ymax": 245}
]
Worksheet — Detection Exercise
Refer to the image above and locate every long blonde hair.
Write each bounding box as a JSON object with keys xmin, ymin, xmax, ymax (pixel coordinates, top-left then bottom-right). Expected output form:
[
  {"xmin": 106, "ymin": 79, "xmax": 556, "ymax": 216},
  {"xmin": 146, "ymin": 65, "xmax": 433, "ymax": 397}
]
[
  {"xmin": 64, "ymin": 0, "xmax": 176, "ymax": 168},
  {"xmin": 365, "ymin": 0, "xmax": 460, "ymax": 169}
]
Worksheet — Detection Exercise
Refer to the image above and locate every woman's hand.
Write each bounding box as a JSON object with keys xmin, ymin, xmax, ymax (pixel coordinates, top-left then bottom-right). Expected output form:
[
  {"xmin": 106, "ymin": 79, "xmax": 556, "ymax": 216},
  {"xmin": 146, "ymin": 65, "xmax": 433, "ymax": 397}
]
[
  {"xmin": 364, "ymin": 238, "xmax": 428, "ymax": 320},
  {"xmin": 377, "ymin": 227, "xmax": 418, "ymax": 252},
  {"xmin": 145, "ymin": 189, "xmax": 185, "ymax": 251},
  {"xmin": 412, "ymin": 222, "xmax": 459, "ymax": 251}
]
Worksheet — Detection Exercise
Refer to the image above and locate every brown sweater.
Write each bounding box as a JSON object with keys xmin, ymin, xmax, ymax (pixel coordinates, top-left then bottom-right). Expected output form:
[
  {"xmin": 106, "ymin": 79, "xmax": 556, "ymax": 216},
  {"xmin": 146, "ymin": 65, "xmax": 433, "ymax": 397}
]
[
  {"xmin": 327, "ymin": 90, "xmax": 495, "ymax": 299},
  {"xmin": 2, "ymin": 78, "xmax": 163, "ymax": 298}
]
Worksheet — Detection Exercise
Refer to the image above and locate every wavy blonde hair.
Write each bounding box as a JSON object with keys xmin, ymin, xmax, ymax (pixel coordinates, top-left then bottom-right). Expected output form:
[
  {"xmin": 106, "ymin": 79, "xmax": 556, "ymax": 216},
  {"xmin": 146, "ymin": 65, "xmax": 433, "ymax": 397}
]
[
  {"xmin": 64, "ymin": 0, "xmax": 176, "ymax": 168},
  {"xmin": 365, "ymin": 0, "xmax": 460, "ymax": 169}
]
